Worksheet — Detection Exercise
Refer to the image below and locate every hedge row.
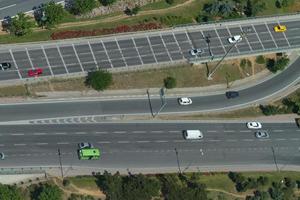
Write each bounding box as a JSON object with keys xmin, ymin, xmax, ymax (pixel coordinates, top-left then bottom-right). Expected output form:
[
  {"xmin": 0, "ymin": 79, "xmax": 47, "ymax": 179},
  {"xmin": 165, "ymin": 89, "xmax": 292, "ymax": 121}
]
[{"xmin": 51, "ymin": 22, "xmax": 162, "ymax": 40}]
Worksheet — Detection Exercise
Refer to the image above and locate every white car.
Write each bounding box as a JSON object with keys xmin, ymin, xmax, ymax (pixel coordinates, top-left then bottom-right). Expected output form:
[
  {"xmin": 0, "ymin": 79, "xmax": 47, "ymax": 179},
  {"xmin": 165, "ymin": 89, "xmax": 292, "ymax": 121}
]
[
  {"xmin": 247, "ymin": 122, "xmax": 262, "ymax": 129},
  {"xmin": 228, "ymin": 35, "xmax": 242, "ymax": 44},
  {"xmin": 178, "ymin": 97, "xmax": 192, "ymax": 105},
  {"xmin": 189, "ymin": 48, "xmax": 203, "ymax": 56}
]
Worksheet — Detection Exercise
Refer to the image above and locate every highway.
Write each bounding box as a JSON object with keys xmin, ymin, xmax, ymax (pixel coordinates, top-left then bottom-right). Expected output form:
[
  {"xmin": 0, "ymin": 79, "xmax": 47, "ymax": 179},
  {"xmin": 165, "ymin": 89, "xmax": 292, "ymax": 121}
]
[
  {"xmin": 0, "ymin": 14, "xmax": 300, "ymax": 81},
  {"xmin": 0, "ymin": 55, "xmax": 299, "ymax": 122},
  {"xmin": 0, "ymin": 122, "xmax": 299, "ymax": 172},
  {"xmin": 0, "ymin": 0, "xmax": 62, "ymax": 19}
]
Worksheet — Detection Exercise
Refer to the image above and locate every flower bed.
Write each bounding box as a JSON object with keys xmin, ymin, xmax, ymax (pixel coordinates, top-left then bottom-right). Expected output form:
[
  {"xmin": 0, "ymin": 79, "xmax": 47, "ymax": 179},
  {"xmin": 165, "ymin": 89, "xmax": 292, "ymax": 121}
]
[{"xmin": 51, "ymin": 22, "xmax": 162, "ymax": 40}]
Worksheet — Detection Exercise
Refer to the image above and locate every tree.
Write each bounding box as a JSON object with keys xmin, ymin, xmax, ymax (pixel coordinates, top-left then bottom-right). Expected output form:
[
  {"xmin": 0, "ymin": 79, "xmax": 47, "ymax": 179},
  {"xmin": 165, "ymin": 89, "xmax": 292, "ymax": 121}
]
[
  {"xmin": 97, "ymin": 171, "xmax": 123, "ymax": 200},
  {"xmin": 44, "ymin": 1, "xmax": 66, "ymax": 28},
  {"xmin": 274, "ymin": 56, "xmax": 289, "ymax": 72},
  {"xmin": 34, "ymin": 184, "xmax": 63, "ymax": 200},
  {"xmin": 257, "ymin": 176, "xmax": 269, "ymax": 186},
  {"xmin": 244, "ymin": 0, "xmax": 265, "ymax": 17},
  {"xmin": 164, "ymin": 76, "xmax": 176, "ymax": 89},
  {"xmin": 100, "ymin": 0, "xmax": 118, "ymax": 6},
  {"xmin": 71, "ymin": 0, "xmax": 97, "ymax": 15},
  {"xmin": 9, "ymin": 13, "xmax": 34, "ymax": 36},
  {"xmin": 0, "ymin": 184, "xmax": 23, "ymax": 200},
  {"xmin": 122, "ymin": 174, "xmax": 160, "ymax": 200},
  {"xmin": 269, "ymin": 182, "xmax": 285, "ymax": 200},
  {"xmin": 204, "ymin": 0, "xmax": 235, "ymax": 17},
  {"xmin": 276, "ymin": 0, "xmax": 291, "ymax": 8},
  {"xmin": 85, "ymin": 70, "xmax": 112, "ymax": 91}
]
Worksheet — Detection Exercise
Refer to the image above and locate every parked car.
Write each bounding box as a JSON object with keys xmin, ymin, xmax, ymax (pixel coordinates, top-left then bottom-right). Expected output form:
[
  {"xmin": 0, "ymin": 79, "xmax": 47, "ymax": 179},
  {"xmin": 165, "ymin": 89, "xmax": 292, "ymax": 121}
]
[
  {"xmin": 0, "ymin": 62, "xmax": 11, "ymax": 70},
  {"xmin": 228, "ymin": 35, "xmax": 242, "ymax": 44},
  {"xmin": 247, "ymin": 122, "xmax": 262, "ymax": 129},
  {"xmin": 225, "ymin": 91, "xmax": 239, "ymax": 99},
  {"xmin": 255, "ymin": 131, "xmax": 269, "ymax": 139},
  {"xmin": 78, "ymin": 142, "xmax": 94, "ymax": 149},
  {"xmin": 274, "ymin": 25, "xmax": 287, "ymax": 32},
  {"xmin": 28, "ymin": 68, "xmax": 43, "ymax": 77},
  {"xmin": 178, "ymin": 97, "xmax": 192, "ymax": 105},
  {"xmin": 0, "ymin": 152, "xmax": 5, "ymax": 160},
  {"xmin": 189, "ymin": 48, "xmax": 203, "ymax": 56}
]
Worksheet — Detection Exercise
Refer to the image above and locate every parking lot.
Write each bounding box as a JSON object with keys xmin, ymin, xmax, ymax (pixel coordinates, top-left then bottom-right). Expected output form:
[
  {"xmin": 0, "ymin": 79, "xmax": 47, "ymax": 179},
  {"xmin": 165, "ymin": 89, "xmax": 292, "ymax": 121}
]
[{"xmin": 0, "ymin": 15, "xmax": 300, "ymax": 81}]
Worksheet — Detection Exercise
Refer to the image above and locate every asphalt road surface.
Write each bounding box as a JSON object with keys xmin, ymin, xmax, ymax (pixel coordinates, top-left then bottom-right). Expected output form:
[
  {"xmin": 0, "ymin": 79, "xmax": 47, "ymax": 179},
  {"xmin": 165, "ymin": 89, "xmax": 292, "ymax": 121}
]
[
  {"xmin": 0, "ymin": 122, "xmax": 299, "ymax": 171},
  {"xmin": 0, "ymin": 55, "xmax": 299, "ymax": 122},
  {"xmin": 0, "ymin": 0, "xmax": 62, "ymax": 19},
  {"xmin": 0, "ymin": 14, "xmax": 300, "ymax": 81}
]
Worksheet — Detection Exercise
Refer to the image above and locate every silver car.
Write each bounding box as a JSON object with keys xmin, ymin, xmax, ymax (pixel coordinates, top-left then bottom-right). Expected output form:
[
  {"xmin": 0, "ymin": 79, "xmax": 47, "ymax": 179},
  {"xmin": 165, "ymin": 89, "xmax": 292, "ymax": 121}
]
[
  {"xmin": 255, "ymin": 131, "xmax": 269, "ymax": 139},
  {"xmin": 0, "ymin": 152, "xmax": 5, "ymax": 160},
  {"xmin": 78, "ymin": 142, "xmax": 94, "ymax": 149}
]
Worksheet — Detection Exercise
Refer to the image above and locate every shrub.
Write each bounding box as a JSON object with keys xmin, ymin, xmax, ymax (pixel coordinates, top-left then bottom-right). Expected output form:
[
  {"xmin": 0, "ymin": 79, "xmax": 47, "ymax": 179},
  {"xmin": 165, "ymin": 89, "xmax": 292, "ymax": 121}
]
[
  {"xmin": 259, "ymin": 105, "xmax": 282, "ymax": 116},
  {"xmin": 256, "ymin": 55, "xmax": 265, "ymax": 64},
  {"xmin": 166, "ymin": 0, "xmax": 174, "ymax": 5},
  {"xmin": 284, "ymin": 177, "xmax": 296, "ymax": 188},
  {"xmin": 100, "ymin": 0, "xmax": 117, "ymax": 6},
  {"xmin": 85, "ymin": 70, "xmax": 112, "ymax": 91},
  {"xmin": 164, "ymin": 76, "xmax": 176, "ymax": 89}
]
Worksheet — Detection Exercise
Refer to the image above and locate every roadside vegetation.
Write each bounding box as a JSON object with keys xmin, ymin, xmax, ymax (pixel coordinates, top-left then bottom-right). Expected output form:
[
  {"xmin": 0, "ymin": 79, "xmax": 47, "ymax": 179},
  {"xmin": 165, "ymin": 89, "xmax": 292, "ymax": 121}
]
[
  {"xmin": 4, "ymin": 170, "xmax": 300, "ymax": 200},
  {"xmin": 1, "ymin": 0, "xmax": 300, "ymax": 43}
]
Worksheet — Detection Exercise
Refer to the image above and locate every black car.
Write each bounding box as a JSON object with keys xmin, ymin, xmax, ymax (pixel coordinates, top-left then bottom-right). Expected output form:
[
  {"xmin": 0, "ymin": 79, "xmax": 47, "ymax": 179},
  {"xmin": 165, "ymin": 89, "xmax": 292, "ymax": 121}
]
[
  {"xmin": 225, "ymin": 91, "xmax": 239, "ymax": 99},
  {"xmin": 0, "ymin": 62, "xmax": 11, "ymax": 70}
]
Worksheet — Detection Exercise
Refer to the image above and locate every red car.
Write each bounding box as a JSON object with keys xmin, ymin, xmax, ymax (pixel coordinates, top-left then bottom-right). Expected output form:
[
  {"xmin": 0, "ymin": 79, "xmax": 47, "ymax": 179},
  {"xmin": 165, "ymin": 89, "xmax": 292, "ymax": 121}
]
[{"xmin": 28, "ymin": 68, "xmax": 43, "ymax": 77}]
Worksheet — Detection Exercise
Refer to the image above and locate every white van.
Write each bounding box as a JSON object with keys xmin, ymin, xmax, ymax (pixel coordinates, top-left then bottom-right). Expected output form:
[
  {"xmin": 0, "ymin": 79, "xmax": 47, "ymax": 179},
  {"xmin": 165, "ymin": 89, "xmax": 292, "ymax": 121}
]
[{"xmin": 183, "ymin": 130, "xmax": 203, "ymax": 140}]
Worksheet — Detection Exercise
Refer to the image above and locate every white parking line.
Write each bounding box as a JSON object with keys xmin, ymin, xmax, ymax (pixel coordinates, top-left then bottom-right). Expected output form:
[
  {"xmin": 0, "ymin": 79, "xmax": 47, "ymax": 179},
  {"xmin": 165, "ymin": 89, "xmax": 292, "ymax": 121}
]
[
  {"xmin": 87, "ymin": 41, "xmax": 99, "ymax": 69},
  {"xmin": 72, "ymin": 44, "xmax": 85, "ymax": 72},
  {"xmin": 56, "ymin": 45, "xmax": 69, "ymax": 74},
  {"xmin": 251, "ymin": 24, "xmax": 265, "ymax": 50},
  {"xmin": 9, "ymin": 49, "xmax": 22, "ymax": 79},
  {"xmin": 265, "ymin": 22, "xmax": 278, "ymax": 48},
  {"xmin": 25, "ymin": 48, "xmax": 34, "ymax": 69},
  {"xmin": 41, "ymin": 46, "xmax": 54, "ymax": 76},
  {"xmin": 146, "ymin": 36, "xmax": 158, "ymax": 63}
]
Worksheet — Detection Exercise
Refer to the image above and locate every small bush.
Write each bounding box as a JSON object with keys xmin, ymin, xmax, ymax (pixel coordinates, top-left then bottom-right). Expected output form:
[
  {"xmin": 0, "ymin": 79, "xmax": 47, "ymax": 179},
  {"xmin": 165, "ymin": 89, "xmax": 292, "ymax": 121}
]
[
  {"xmin": 164, "ymin": 76, "xmax": 176, "ymax": 89},
  {"xmin": 63, "ymin": 179, "xmax": 71, "ymax": 187},
  {"xmin": 257, "ymin": 176, "xmax": 269, "ymax": 186},
  {"xmin": 256, "ymin": 55, "xmax": 265, "ymax": 64},
  {"xmin": 85, "ymin": 70, "xmax": 112, "ymax": 91}
]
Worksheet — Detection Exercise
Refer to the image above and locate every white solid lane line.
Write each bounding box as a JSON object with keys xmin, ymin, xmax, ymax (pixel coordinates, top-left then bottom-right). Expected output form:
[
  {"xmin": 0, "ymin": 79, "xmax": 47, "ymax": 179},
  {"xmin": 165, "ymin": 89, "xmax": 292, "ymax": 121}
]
[{"xmin": 0, "ymin": 4, "xmax": 16, "ymax": 11}]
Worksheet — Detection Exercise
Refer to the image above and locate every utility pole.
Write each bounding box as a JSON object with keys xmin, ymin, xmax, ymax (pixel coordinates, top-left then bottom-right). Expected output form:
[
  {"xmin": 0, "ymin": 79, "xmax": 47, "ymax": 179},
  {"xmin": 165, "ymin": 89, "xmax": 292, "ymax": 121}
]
[
  {"xmin": 147, "ymin": 88, "xmax": 167, "ymax": 118},
  {"xmin": 174, "ymin": 148, "xmax": 182, "ymax": 174},
  {"xmin": 207, "ymin": 32, "xmax": 246, "ymax": 80},
  {"xmin": 57, "ymin": 148, "xmax": 64, "ymax": 179}
]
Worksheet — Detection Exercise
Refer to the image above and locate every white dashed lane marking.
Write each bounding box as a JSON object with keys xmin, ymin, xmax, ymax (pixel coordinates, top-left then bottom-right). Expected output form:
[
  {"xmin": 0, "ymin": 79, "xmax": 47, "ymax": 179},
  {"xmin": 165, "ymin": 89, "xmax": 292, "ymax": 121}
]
[
  {"xmin": 132, "ymin": 131, "xmax": 146, "ymax": 133},
  {"xmin": 11, "ymin": 133, "xmax": 24, "ymax": 136},
  {"xmin": 207, "ymin": 130, "xmax": 217, "ymax": 133},
  {"xmin": 97, "ymin": 141, "xmax": 111, "ymax": 144},
  {"xmin": 117, "ymin": 141, "xmax": 130, "ymax": 143},
  {"xmin": 35, "ymin": 143, "xmax": 48, "ymax": 145},
  {"xmin": 136, "ymin": 141, "xmax": 150, "ymax": 143},
  {"xmin": 273, "ymin": 130, "xmax": 284, "ymax": 132},
  {"xmin": 155, "ymin": 140, "xmax": 168, "ymax": 143},
  {"xmin": 14, "ymin": 144, "xmax": 26, "ymax": 146},
  {"xmin": 114, "ymin": 131, "xmax": 126, "ymax": 134},
  {"xmin": 57, "ymin": 142, "xmax": 69, "ymax": 145},
  {"xmin": 75, "ymin": 132, "xmax": 87, "ymax": 135},
  {"xmin": 33, "ymin": 133, "xmax": 47, "ymax": 135}
]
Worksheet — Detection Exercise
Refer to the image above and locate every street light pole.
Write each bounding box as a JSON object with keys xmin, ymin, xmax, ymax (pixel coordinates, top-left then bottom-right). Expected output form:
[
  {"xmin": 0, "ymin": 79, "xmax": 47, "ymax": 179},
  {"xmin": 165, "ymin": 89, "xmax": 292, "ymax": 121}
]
[{"xmin": 271, "ymin": 146, "xmax": 279, "ymax": 172}]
